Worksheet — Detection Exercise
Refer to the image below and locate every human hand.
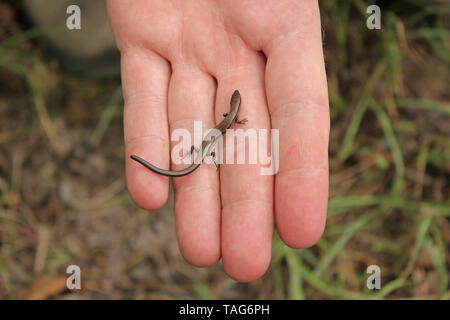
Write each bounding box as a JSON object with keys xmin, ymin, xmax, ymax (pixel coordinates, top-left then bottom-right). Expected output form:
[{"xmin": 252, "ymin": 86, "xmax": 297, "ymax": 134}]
[{"xmin": 107, "ymin": 0, "xmax": 329, "ymax": 282}]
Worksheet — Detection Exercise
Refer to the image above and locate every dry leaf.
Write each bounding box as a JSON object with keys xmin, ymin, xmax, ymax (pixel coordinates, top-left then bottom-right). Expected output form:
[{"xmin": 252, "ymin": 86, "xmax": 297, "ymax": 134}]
[{"xmin": 19, "ymin": 276, "xmax": 67, "ymax": 300}]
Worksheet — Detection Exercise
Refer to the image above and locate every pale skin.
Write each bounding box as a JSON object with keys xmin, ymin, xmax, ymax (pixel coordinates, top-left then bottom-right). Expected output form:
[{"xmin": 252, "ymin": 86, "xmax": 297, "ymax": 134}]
[{"xmin": 107, "ymin": 0, "xmax": 329, "ymax": 282}]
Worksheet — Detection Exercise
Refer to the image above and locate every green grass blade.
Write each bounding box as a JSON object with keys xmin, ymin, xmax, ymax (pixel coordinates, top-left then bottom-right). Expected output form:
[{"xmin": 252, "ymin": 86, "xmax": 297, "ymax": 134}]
[
  {"xmin": 396, "ymin": 98, "xmax": 450, "ymax": 117},
  {"xmin": 338, "ymin": 97, "xmax": 370, "ymax": 162},
  {"xmin": 372, "ymin": 102, "xmax": 405, "ymax": 196},
  {"xmin": 314, "ymin": 211, "xmax": 374, "ymax": 278},
  {"xmin": 284, "ymin": 249, "xmax": 304, "ymax": 300}
]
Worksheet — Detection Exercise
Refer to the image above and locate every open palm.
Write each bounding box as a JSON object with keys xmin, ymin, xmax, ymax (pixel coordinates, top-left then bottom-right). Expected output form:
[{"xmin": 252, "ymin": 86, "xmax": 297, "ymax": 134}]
[{"xmin": 107, "ymin": 0, "xmax": 329, "ymax": 282}]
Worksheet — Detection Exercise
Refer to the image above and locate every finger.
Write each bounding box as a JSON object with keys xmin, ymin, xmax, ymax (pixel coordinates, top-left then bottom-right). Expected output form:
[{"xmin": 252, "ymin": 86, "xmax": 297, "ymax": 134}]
[
  {"xmin": 122, "ymin": 48, "xmax": 171, "ymax": 210},
  {"xmin": 215, "ymin": 52, "xmax": 274, "ymax": 282},
  {"xmin": 264, "ymin": 3, "xmax": 329, "ymax": 248},
  {"xmin": 167, "ymin": 64, "xmax": 221, "ymax": 267}
]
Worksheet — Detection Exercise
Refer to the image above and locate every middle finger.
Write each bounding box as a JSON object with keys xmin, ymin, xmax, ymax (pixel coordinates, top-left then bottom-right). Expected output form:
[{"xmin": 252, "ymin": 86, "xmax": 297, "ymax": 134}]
[{"xmin": 214, "ymin": 50, "xmax": 274, "ymax": 282}]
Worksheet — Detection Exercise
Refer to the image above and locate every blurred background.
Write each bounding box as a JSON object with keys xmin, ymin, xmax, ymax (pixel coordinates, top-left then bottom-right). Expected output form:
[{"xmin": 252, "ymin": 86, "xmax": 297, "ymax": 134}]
[{"xmin": 0, "ymin": 0, "xmax": 448, "ymax": 299}]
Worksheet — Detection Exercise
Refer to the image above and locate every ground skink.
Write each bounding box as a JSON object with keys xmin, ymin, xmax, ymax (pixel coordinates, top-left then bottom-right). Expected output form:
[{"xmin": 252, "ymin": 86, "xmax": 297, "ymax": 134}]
[{"xmin": 130, "ymin": 90, "xmax": 246, "ymax": 177}]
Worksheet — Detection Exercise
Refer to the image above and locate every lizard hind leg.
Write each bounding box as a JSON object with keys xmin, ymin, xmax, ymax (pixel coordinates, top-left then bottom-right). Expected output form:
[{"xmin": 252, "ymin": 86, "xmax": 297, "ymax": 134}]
[
  {"xmin": 181, "ymin": 145, "xmax": 200, "ymax": 160},
  {"xmin": 207, "ymin": 151, "xmax": 220, "ymax": 171}
]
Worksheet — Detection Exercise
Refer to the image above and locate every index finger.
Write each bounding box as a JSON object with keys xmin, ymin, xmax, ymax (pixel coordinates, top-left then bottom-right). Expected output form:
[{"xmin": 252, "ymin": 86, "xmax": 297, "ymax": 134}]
[{"xmin": 264, "ymin": 3, "xmax": 329, "ymax": 248}]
